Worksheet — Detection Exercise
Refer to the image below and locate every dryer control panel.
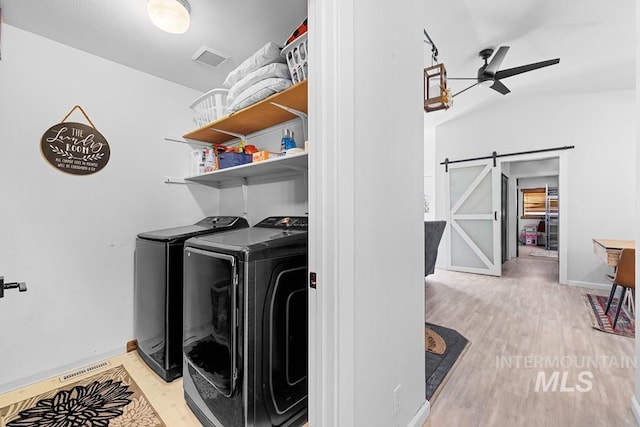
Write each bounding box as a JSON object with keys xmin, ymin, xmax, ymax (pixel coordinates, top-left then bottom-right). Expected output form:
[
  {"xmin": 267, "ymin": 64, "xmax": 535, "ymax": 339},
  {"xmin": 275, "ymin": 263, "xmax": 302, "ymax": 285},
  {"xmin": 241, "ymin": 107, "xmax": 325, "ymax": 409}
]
[{"xmin": 255, "ymin": 216, "xmax": 308, "ymax": 230}]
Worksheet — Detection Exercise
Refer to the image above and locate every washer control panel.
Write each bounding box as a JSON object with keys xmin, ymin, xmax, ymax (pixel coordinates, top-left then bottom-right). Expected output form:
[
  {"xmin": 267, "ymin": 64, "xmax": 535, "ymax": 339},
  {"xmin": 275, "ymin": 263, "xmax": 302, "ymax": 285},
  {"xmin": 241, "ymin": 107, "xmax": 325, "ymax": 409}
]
[{"xmin": 255, "ymin": 216, "xmax": 308, "ymax": 230}]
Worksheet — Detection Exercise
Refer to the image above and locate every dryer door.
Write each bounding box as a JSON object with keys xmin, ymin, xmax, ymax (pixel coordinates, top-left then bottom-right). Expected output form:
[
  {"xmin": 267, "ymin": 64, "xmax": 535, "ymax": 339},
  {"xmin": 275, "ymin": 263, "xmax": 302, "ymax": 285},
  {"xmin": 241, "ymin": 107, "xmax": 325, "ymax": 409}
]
[
  {"xmin": 263, "ymin": 264, "xmax": 308, "ymax": 421},
  {"xmin": 183, "ymin": 248, "xmax": 238, "ymax": 397}
]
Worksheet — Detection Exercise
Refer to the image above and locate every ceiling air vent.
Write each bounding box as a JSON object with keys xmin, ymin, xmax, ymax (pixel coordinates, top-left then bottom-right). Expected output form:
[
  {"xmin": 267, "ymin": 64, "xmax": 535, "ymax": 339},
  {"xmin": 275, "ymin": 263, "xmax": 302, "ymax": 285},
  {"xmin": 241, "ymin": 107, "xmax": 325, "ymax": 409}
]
[{"xmin": 192, "ymin": 46, "xmax": 229, "ymax": 68}]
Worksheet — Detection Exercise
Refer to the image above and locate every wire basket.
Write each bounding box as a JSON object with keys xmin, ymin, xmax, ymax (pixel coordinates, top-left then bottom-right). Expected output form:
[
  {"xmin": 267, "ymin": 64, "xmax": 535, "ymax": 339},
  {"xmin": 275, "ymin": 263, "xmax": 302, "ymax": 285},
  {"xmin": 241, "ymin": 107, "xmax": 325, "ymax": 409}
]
[
  {"xmin": 282, "ymin": 33, "xmax": 308, "ymax": 84},
  {"xmin": 190, "ymin": 88, "xmax": 229, "ymax": 127}
]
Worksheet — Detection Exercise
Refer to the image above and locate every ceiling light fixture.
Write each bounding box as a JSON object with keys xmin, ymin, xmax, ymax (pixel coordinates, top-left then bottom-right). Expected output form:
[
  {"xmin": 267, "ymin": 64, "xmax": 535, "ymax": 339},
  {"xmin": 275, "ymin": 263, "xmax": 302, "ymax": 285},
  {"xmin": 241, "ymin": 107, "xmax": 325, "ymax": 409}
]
[
  {"xmin": 147, "ymin": 0, "xmax": 191, "ymax": 34},
  {"xmin": 424, "ymin": 63, "xmax": 452, "ymax": 113}
]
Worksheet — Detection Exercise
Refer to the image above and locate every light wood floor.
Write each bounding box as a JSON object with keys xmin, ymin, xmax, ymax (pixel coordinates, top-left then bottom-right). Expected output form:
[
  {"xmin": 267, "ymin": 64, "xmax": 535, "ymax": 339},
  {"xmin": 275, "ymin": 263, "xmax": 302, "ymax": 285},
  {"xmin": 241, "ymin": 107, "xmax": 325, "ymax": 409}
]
[
  {"xmin": 0, "ymin": 255, "xmax": 634, "ymax": 427},
  {"xmin": 0, "ymin": 351, "xmax": 201, "ymax": 426},
  {"xmin": 518, "ymin": 244, "xmax": 558, "ymax": 259},
  {"xmin": 424, "ymin": 256, "xmax": 636, "ymax": 427}
]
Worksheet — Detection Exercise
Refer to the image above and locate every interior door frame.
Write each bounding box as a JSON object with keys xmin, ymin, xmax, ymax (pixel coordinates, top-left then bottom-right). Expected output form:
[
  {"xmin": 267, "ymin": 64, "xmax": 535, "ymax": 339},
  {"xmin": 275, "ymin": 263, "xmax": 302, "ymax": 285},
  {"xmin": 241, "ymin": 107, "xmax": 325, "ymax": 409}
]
[
  {"xmin": 501, "ymin": 173, "xmax": 508, "ymax": 264},
  {"xmin": 501, "ymin": 151, "xmax": 568, "ymax": 284}
]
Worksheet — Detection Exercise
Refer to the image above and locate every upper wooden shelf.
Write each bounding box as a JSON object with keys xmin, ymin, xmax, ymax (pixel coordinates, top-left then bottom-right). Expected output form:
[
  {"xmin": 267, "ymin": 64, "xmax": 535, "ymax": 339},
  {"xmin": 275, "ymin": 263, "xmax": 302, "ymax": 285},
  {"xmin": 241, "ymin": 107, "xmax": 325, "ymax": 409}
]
[{"xmin": 183, "ymin": 80, "xmax": 308, "ymax": 144}]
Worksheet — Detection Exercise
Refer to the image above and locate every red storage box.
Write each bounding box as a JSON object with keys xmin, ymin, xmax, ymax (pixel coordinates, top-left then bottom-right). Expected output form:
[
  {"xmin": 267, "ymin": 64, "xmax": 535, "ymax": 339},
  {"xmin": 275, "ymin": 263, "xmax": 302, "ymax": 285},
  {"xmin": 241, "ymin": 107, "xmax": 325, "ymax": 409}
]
[{"xmin": 217, "ymin": 152, "xmax": 252, "ymax": 170}]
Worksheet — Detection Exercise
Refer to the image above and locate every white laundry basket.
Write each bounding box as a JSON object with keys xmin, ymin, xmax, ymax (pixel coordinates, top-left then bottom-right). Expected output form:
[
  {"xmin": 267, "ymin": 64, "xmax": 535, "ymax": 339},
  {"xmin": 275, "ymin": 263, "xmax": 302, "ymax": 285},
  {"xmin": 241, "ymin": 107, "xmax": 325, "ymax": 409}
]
[
  {"xmin": 282, "ymin": 33, "xmax": 308, "ymax": 84},
  {"xmin": 190, "ymin": 88, "xmax": 229, "ymax": 127}
]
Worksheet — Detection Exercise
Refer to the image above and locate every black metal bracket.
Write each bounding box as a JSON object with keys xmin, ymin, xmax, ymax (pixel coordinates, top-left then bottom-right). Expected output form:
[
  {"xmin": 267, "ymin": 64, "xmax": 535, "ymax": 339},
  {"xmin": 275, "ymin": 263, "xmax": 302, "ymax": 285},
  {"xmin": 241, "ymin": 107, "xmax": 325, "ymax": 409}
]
[
  {"xmin": 492, "ymin": 151, "xmax": 497, "ymax": 167},
  {"xmin": 444, "ymin": 158, "xmax": 449, "ymax": 173},
  {"xmin": 0, "ymin": 276, "xmax": 27, "ymax": 298},
  {"xmin": 423, "ymin": 29, "xmax": 439, "ymax": 62}
]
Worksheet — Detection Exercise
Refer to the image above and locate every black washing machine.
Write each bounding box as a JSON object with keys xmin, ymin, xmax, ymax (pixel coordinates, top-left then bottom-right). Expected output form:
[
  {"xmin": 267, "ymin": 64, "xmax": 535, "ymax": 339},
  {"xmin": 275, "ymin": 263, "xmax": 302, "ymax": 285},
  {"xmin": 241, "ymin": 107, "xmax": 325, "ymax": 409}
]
[
  {"xmin": 134, "ymin": 216, "xmax": 249, "ymax": 382},
  {"xmin": 183, "ymin": 216, "xmax": 308, "ymax": 427}
]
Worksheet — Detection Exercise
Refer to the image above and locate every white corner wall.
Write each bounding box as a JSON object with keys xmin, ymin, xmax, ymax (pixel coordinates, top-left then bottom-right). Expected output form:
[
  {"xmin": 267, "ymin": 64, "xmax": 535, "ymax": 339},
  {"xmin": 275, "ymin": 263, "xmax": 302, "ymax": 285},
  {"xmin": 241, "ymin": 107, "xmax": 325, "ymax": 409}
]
[
  {"xmin": 434, "ymin": 90, "xmax": 635, "ymax": 284},
  {"xmin": 633, "ymin": 0, "xmax": 640, "ymax": 421},
  {"xmin": 0, "ymin": 25, "xmax": 219, "ymax": 391},
  {"xmin": 424, "ymin": 123, "xmax": 437, "ymax": 221},
  {"xmin": 308, "ymin": 0, "xmax": 427, "ymax": 425}
]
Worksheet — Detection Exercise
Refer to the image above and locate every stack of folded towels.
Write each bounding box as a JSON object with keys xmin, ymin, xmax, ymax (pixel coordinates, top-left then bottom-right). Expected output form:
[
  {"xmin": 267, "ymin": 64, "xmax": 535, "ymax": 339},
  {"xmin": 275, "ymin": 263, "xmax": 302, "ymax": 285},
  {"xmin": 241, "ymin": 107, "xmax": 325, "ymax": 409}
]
[{"xmin": 224, "ymin": 42, "xmax": 293, "ymax": 113}]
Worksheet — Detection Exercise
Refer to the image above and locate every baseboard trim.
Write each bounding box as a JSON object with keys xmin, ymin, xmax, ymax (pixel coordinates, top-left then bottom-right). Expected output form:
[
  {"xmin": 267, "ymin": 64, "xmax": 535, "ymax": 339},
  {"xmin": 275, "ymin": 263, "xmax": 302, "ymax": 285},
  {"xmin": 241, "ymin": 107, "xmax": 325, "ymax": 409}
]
[
  {"xmin": 0, "ymin": 348, "xmax": 123, "ymax": 394},
  {"xmin": 631, "ymin": 395, "xmax": 640, "ymax": 426},
  {"xmin": 408, "ymin": 399, "xmax": 430, "ymax": 427},
  {"xmin": 567, "ymin": 280, "xmax": 610, "ymax": 292}
]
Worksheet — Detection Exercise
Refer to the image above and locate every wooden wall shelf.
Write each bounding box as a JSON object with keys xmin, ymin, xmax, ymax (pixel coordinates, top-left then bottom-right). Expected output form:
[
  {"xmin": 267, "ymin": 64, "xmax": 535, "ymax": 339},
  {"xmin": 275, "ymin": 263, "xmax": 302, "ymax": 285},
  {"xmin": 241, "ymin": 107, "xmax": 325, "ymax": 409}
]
[{"xmin": 183, "ymin": 81, "xmax": 308, "ymax": 144}]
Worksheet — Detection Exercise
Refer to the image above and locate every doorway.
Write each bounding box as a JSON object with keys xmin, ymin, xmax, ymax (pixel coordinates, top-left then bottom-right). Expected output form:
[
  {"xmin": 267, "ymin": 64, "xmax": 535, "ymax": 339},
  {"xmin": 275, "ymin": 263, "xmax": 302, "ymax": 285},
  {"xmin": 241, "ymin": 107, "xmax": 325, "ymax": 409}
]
[{"xmin": 503, "ymin": 156, "xmax": 561, "ymax": 280}]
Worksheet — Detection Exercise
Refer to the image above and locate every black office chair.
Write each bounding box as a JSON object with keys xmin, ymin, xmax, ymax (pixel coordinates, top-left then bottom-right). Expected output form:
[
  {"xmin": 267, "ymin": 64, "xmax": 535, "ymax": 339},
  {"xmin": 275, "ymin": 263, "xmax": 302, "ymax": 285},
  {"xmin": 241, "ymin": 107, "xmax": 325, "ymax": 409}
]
[{"xmin": 604, "ymin": 248, "xmax": 635, "ymax": 329}]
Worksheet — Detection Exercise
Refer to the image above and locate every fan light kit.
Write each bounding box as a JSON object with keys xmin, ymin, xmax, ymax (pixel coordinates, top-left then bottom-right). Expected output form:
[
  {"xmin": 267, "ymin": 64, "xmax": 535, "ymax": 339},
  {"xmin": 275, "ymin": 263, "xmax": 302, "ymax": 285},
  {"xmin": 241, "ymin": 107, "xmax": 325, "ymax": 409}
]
[
  {"xmin": 147, "ymin": 0, "xmax": 191, "ymax": 34},
  {"xmin": 449, "ymin": 46, "xmax": 560, "ymax": 97}
]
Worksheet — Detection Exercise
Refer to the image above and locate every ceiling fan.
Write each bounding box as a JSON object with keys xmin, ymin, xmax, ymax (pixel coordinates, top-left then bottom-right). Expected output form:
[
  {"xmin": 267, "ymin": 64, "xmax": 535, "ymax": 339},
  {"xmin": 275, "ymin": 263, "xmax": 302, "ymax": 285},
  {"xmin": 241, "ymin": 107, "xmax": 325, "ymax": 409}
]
[{"xmin": 449, "ymin": 46, "xmax": 560, "ymax": 97}]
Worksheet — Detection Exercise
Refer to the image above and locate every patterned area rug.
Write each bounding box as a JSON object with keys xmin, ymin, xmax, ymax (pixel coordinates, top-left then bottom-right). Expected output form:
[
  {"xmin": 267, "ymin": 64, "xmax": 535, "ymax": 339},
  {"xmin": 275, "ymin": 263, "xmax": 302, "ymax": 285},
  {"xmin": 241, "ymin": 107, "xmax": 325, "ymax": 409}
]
[
  {"xmin": 425, "ymin": 327, "xmax": 446, "ymax": 355},
  {"xmin": 0, "ymin": 365, "xmax": 165, "ymax": 426},
  {"xmin": 585, "ymin": 294, "xmax": 635, "ymax": 338},
  {"xmin": 425, "ymin": 323, "xmax": 469, "ymax": 402}
]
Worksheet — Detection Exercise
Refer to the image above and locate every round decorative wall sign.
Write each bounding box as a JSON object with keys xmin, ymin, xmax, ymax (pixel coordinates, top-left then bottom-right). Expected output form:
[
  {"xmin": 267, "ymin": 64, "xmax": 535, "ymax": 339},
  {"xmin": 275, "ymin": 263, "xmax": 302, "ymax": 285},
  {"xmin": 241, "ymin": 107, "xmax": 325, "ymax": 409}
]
[{"xmin": 40, "ymin": 106, "xmax": 110, "ymax": 175}]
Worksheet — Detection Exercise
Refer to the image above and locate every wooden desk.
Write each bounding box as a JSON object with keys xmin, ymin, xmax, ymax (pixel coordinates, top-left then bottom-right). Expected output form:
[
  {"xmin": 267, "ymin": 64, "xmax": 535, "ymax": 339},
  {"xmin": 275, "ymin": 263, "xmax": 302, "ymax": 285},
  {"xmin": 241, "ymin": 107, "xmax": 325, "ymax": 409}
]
[{"xmin": 593, "ymin": 238, "xmax": 635, "ymax": 267}]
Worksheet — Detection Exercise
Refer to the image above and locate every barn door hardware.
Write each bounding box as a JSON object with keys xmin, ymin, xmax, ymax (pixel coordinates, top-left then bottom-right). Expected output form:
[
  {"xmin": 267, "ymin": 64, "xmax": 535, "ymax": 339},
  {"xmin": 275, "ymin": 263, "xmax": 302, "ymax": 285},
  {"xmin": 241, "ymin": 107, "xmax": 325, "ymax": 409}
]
[{"xmin": 441, "ymin": 145, "xmax": 575, "ymax": 172}]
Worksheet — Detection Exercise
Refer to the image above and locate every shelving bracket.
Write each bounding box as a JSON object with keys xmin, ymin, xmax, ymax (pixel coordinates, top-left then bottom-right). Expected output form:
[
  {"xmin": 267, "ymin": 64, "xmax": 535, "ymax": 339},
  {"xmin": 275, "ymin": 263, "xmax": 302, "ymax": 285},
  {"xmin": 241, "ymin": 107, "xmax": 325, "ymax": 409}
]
[
  {"xmin": 270, "ymin": 102, "xmax": 308, "ymax": 142},
  {"xmin": 164, "ymin": 137, "xmax": 212, "ymax": 147},
  {"xmin": 210, "ymin": 128, "xmax": 247, "ymax": 145},
  {"xmin": 164, "ymin": 177, "xmax": 196, "ymax": 185},
  {"xmin": 242, "ymin": 178, "xmax": 249, "ymax": 221}
]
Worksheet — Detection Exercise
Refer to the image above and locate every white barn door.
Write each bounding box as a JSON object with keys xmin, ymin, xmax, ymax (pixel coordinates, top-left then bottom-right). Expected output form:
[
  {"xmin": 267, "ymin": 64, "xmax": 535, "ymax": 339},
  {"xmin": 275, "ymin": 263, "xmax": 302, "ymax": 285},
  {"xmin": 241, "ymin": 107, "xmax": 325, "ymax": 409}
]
[{"xmin": 446, "ymin": 159, "xmax": 501, "ymax": 276}]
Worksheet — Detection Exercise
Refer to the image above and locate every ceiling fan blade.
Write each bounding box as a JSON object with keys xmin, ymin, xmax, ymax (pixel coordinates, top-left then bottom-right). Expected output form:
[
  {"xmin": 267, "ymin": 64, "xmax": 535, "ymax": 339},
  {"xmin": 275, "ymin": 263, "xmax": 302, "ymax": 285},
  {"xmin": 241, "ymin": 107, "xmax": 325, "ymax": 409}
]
[
  {"xmin": 490, "ymin": 80, "xmax": 511, "ymax": 95},
  {"xmin": 448, "ymin": 77, "xmax": 479, "ymax": 81},
  {"xmin": 494, "ymin": 58, "xmax": 560, "ymax": 80},
  {"xmin": 484, "ymin": 46, "xmax": 510, "ymax": 75},
  {"xmin": 452, "ymin": 82, "xmax": 479, "ymax": 98}
]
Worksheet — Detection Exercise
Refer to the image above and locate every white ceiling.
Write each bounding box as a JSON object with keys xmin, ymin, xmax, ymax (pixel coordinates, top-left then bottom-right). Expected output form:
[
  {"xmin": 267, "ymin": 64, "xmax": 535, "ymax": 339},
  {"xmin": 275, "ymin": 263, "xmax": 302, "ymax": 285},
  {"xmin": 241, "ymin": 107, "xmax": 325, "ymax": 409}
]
[
  {"xmin": 0, "ymin": 0, "xmax": 634, "ymax": 116},
  {"xmin": 0, "ymin": 0, "xmax": 307, "ymax": 92},
  {"xmin": 424, "ymin": 0, "xmax": 635, "ymax": 124}
]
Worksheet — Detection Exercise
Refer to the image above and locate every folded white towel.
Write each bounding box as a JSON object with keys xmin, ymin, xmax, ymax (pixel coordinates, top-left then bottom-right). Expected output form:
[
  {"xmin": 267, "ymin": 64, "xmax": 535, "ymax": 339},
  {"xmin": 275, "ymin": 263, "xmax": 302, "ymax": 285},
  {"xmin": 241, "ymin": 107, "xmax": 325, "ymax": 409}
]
[
  {"xmin": 228, "ymin": 78, "xmax": 292, "ymax": 113},
  {"xmin": 223, "ymin": 41, "xmax": 285, "ymax": 88}
]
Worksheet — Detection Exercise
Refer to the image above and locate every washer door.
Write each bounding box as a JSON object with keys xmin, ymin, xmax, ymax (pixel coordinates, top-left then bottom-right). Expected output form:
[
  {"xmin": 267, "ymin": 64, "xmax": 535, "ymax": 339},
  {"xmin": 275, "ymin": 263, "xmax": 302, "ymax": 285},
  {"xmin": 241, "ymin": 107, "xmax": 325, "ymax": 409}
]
[{"xmin": 183, "ymin": 248, "xmax": 238, "ymax": 397}]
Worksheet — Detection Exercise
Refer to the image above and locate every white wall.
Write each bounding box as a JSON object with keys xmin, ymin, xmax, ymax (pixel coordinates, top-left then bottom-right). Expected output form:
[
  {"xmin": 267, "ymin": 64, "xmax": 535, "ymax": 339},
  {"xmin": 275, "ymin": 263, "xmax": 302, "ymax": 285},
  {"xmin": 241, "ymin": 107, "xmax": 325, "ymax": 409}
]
[
  {"xmin": 216, "ymin": 120, "xmax": 309, "ymax": 223},
  {"xmin": 0, "ymin": 25, "xmax": 219, "ymax": 391},
  {"xmin": 434, "ymin": 90, "xmax": 635, "ymax": 285},
  {"xmin": 308, "ymin": 0, "xmax": 426, "ymax": 425},
  {"xmin": 510, "ymin": 158, "xmax": 559, "ymax": 177},
  {"xmin": 633, "ymin": 0, "xmax": 640, "ymax": 418},
  {"xmin": 424, "ymin": 123, "xmax": 437, "ymax": 220}
]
